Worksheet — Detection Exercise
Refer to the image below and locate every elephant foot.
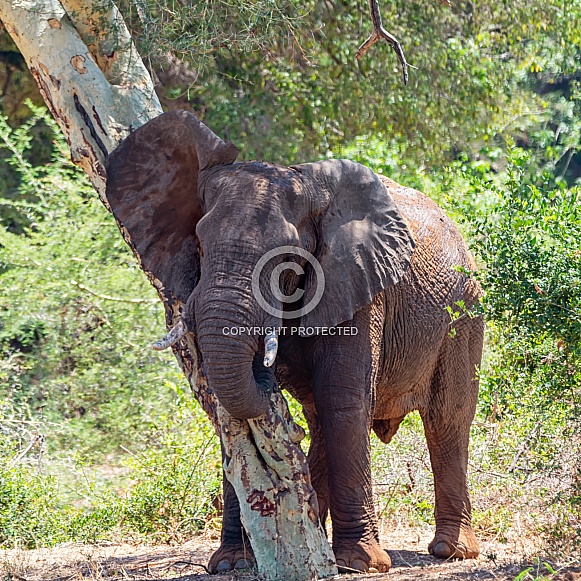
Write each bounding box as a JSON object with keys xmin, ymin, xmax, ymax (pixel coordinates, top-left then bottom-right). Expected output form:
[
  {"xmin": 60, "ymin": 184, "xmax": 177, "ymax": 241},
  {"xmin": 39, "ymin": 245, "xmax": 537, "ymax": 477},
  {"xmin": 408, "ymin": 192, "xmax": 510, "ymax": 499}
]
[
  {"xmin": 334, "ymin": 539, "xmax": 391, "ymax": 573},
  {"xmin": 428, "ymin": 525, "xmax": 479, "ymax": 559},
  {"xmin": 208, "ymin": 543, "xmax": 255, "ymax": 573}
]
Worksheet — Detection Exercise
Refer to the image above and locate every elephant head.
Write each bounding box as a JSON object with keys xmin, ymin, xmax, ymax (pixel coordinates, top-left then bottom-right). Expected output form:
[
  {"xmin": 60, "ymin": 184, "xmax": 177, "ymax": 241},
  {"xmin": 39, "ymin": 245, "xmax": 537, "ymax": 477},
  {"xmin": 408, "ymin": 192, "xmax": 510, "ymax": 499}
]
[{"xmin": 105, "ymin": 111, "xmax": 415, "ymax": 419}]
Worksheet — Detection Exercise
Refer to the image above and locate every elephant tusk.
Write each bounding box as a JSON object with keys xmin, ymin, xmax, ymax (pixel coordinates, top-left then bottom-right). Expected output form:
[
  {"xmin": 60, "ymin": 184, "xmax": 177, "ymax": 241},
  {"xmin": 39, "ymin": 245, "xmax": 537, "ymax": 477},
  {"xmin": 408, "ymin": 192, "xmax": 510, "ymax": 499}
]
[
  {"xmin": 263, "ymin": 330, "xmax": 279, "ymax": 367},
  {"xmin": 152, "ymin": 320, "xmax": 187, "ymax": 351}
]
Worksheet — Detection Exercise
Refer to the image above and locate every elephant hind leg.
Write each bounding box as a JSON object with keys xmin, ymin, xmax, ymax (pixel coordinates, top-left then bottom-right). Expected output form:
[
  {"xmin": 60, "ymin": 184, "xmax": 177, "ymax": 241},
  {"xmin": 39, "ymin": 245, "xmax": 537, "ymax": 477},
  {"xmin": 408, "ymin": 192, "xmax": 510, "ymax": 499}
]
[{"xmin": 419, "ymin": 316, "xmax": 483, "ymax": 560}]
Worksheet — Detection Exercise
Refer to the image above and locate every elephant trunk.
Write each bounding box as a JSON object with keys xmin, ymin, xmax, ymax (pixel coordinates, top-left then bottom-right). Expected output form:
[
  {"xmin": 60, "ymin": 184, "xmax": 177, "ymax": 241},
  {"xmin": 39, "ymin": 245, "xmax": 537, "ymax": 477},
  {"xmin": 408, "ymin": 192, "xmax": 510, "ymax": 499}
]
[{"xmin": 195, "ymin": 283, "xmax": 277, "ymax": 420}]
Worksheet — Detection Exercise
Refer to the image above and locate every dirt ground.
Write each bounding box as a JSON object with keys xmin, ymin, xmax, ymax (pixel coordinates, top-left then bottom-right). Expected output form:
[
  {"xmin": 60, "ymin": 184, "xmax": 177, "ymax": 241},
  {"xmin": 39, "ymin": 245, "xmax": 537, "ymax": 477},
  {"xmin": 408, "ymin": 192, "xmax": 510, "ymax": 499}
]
[{"xmin": 2, "ymin": 527, "xmax": 580, "ymax": 581}]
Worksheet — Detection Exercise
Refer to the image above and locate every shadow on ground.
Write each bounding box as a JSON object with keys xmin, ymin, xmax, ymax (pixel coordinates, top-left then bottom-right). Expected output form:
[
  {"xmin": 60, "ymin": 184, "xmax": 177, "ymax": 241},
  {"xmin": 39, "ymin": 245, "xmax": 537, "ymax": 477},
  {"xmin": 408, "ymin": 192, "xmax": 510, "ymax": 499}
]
[{"xmin": 1, "ymin": 538, "xmax": 580, "ymax": 581}]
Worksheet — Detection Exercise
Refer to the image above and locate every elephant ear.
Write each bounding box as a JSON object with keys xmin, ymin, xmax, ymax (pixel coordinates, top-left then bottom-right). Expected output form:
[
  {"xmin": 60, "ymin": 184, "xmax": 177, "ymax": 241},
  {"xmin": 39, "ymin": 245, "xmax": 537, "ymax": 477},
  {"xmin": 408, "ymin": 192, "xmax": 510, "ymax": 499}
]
[
  {"xmin": 105, "ymin": 110, "xmax": 238, "ymax": 303},
  {"xmin": 296, "ymin": 159, "xmax": 415, "ymax": 329}
]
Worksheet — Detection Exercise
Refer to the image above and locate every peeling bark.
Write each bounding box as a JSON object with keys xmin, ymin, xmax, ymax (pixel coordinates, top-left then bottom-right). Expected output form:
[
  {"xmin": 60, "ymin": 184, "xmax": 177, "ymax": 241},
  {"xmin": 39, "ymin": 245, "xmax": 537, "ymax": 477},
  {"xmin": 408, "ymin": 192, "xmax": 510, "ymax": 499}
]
[{"xmin": 0, "ymin": 1, "xmax": 337, "ymax": 579}]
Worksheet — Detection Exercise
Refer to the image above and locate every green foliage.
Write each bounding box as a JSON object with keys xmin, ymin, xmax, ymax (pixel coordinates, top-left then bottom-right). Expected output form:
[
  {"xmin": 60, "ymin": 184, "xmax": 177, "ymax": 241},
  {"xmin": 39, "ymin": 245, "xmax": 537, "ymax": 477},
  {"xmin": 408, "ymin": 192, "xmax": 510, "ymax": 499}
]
[
  {"xmin": 514, "ymin": 559, "xmax": 557, "ymax": 581},
  {"xmin": 0, "ymin": 447, "xmax": 65, "ymax": 548},
  {"xmin": 116, "ymin": 0, "xmax": 581, "ymax": 183},
  {"xmin": 119, "ymin": 381, "xmax": 221, "ymax": 544},
  {"xmin": 0, "ymin": 407, "xmax": 221, "ymax": 549},
  {"xmin": 120, "ymin": 0, "xmax": 307, "ymax": 67},
  {"xmin": 459, "ymin": 146, "xmax": 581, "ymax": 552},
  {"xmin": 0, "ymin": 104, "xmax": 173, "ymax": 458},
  {"xmin": 462, "ymin": 147, "xmax": 581, "ymax": 417},
  {"xmin": 0, "ymin": 426, "xmax": 119, "ymax": 548},
  {"xmin": 0, "ymin": 106, "xmax": 221, "ymax": 548}
]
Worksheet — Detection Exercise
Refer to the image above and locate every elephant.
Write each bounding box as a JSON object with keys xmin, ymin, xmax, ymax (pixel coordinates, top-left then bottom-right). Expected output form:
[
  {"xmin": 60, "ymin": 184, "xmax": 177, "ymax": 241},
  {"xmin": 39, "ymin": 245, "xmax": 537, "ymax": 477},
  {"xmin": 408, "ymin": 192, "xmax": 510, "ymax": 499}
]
[{"xmin": 105, "ymin": 110, "xmax": 483, "ymax": 574}]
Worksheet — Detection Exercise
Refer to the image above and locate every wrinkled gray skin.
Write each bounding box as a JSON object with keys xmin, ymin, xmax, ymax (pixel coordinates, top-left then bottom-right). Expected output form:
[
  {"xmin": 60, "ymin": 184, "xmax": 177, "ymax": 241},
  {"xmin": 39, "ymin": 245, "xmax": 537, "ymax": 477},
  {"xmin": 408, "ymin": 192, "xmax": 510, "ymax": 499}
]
[{"xmin": 105, "ymin": 111, "xmax": 483, "ymax": 574}]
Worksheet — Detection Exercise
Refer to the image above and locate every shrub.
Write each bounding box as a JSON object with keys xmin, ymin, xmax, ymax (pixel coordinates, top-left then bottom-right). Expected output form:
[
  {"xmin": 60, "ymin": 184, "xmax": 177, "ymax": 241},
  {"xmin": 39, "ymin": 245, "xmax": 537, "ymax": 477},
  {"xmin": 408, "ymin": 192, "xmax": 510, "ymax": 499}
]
[
  {"xmin": 0, "ymin": 105, "xmax": 222, "ymax": 548},
  {"xmin": 460, "ymin": 146, "xmax": 581, "ymax": 553}
]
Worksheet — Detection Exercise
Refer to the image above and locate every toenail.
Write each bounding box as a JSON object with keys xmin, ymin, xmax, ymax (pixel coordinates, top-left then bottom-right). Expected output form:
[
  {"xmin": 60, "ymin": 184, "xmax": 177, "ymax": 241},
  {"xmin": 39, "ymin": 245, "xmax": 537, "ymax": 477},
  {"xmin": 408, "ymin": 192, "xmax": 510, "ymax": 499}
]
[
  {"xmin": 351, "ymin": 559, "xmax": 368, "ymax": 572},
  {"xmin": 433, "ymin": 541, "xmax": 453, "ymax": 558},
  {"xmin": 216, "ymin": 559, "xmax": 232, "ymax": 572},
  {"xmin": 234, "ymin": 559, "xmax": 251, "ymax": 569}
]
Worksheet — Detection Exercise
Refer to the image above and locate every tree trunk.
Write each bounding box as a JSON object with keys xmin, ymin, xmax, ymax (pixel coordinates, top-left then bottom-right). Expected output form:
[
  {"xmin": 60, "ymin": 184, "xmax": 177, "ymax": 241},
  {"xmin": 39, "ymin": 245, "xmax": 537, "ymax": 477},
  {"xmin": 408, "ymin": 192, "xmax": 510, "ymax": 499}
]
[{"xmin": 0, "ymin": 2, "xmax": 337, "ymax": 579}]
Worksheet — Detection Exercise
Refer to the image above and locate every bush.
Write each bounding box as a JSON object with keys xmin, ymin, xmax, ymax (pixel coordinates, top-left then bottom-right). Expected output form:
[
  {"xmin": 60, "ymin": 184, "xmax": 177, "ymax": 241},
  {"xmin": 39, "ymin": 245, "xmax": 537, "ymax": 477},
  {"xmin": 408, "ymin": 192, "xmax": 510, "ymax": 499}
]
[
  {"xmin": 460, "ymin": 146, "xmax": 581, "ymax": 552},
  {"xmin": 0, "ymin": 105, "xmax": 222, "ymax": 548}
]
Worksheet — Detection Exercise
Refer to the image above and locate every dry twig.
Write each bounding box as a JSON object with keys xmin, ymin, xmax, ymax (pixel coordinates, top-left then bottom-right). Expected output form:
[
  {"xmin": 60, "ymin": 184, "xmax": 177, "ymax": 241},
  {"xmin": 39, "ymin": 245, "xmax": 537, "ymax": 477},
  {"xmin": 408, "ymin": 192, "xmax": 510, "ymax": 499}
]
[
  {"xmin": 508, "ymin": 421, "xmax": 542, "ymax": 474},
  {"xmin": 71, "ymin": 280, "xmax": 157, "ymax": 304},
  {"xmin": 10, "ymin": 433, "xmax": 43, "ymax": 466},
  {"xmin": 356, "ymin": 0, "xmax": 449, "ymax": 84},
  {"xmin": 356, "ymin": 0, "xmax": 409, "ymax": 84}
]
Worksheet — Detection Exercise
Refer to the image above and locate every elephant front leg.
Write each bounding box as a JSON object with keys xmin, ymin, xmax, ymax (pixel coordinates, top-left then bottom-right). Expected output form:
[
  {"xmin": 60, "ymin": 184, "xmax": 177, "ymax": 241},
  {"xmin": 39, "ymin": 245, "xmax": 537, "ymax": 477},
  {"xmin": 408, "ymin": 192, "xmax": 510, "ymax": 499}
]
[
  {"xmin": 208, "ymin": 465, "xmax": 255, "ymax": 572},
  {"xmin": 315, "ymin": 400, "xmax": 391, "ymax": 573},
  {"xmin": 311, "ymin": 332, "xmax": 391, "ymax": 572}
]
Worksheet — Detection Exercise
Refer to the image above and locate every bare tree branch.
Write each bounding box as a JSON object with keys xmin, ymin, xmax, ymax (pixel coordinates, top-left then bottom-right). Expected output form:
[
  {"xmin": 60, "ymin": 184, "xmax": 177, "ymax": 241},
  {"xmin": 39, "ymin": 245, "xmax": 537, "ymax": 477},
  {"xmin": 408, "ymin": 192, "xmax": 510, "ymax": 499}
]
[
  {"xmin": 356, "ymin": 0, "xmax": 449, "ymax": 84},
  {"xmin": 10, "ymin": 433, "xmax": 43, "ymax": 465},
  {"xmin": 356, "ymin": 0, "xmax": 409, "ymax": 84},
  {"xmin": 71, "ymin": 279, "xmax": 157, "ymax": 304}
]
